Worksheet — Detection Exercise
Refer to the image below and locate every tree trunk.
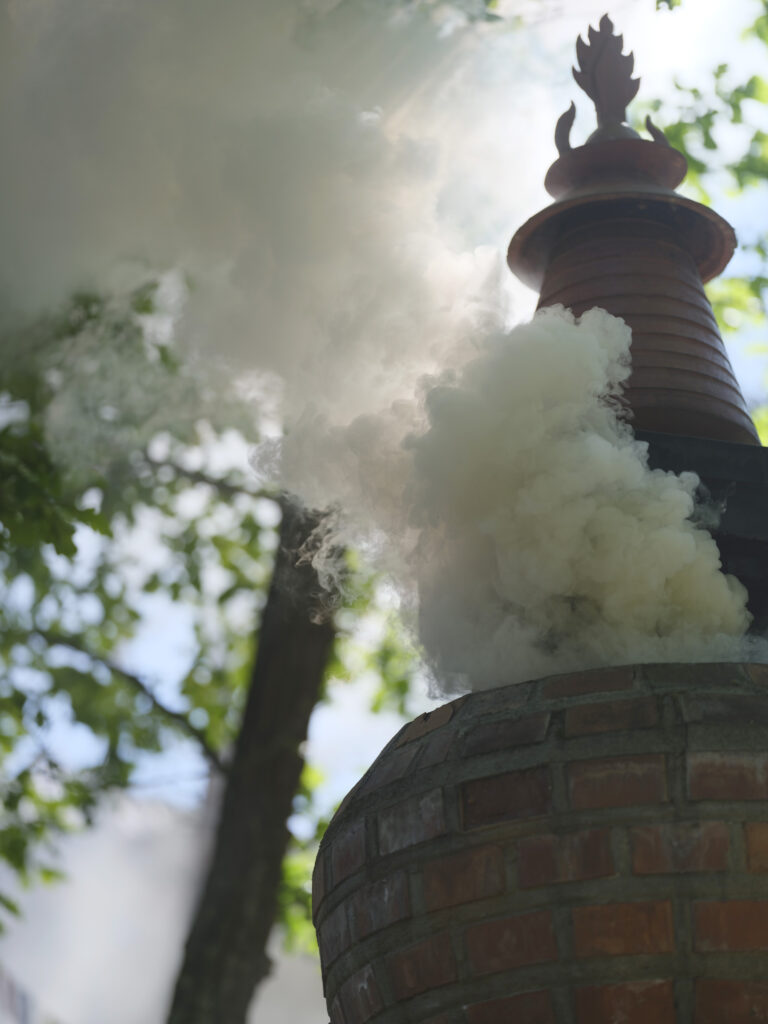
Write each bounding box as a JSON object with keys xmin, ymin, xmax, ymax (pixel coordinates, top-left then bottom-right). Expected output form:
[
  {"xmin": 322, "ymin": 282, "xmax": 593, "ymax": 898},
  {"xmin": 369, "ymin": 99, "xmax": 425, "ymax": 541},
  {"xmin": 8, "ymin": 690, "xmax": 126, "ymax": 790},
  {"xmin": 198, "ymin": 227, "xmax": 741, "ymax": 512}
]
[{"xmin": 166, "ymin": 500, "xmax": 337, "ymax": 1024}]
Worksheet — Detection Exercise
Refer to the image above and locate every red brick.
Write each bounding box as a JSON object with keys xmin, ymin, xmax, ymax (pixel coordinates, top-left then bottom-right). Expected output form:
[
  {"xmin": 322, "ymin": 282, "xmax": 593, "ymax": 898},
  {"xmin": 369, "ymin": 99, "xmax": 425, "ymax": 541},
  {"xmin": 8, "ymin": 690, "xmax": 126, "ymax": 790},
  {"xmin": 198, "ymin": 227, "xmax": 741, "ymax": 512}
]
[
  {"xmin": 348, "ymin": 871, "xmax": 410, "ymax": 940},
  {"xmin": 574, "ymin": 980, "xmax": 675, "ymax": 1024},
  {"xmin": 338, "ymin": 964, "xmax": 382, "ymax": 1023},
  {"xmin": 462, "ymin": 767, "xmax": 551, "ymax": 829},
  {"xmin": 387, "ymin": 932, "xmax": 457, "ymax": 1000},
  {"xmin": 319, "ymin": 901, "xmax": 350, "ymax": 965},
  {"xmin": 465, "ymin": 910, "xmax": 558, "ymax": 975},
  {"xmin": 330, "ymin": 994, "xmax": 347, "ymax": 1024},
  {"xmin": 694, "ymin": 900, "xmax": 768, "ymax": 951},
  {"xmin": 745, "ymin": 663, "xmax": 768, "ymax": 689},
  {"xmin": 377, "ymin": 788, "xmax": 446, "ymax": 855},
  {"xmin": 331, "ymin": 819, "xmax": 366, "ymax": 885},
  {"xmin": 423, "ymin": 844, "xmax": 504, "ymax": 911},
  {"xmin": 312, "ymin": 849, "xmax": 327, "ymax": 921},
  {"xmin": 332, "ymin": 781, "xmax": 362, "ymax": 822},
  {"xmin": 573, "ymin": 900, "xmax": 675, "ymax": 957},
  {"xmin": 419, "ymin": 726, "xmax": 457, "ymax": 769},
  {"xmin": 465, "ymin": 990, "xmax": 555, "ymax": 1024},
  {"xmin": 565, "ymin": 697, "xmax": 658, "ymax": 737},
  {"xmin": 360, "ymin": 743, "xmax": 419, "ymax": 793},
  {"xmin": 745, "ymin": 822, "xmax": 768, "ymax": 872},
  {"xmin": 694, "ymin": 979, "xmax": 768, "ymax": 1024},
  {"xmin": 631, "ymin": 822, "xmax": 729, "ymax": 875},
  {"xmin": 682, "ymin": 694, "xmax": 768, "ymax": 727},
  {"xmin": 688, "ymin": 752, "xmax": 768, "ymax": 801},
  {"xmin": 518, "ymin": 828, "xmax": 614, "ymax": 888},
  {"xmin": 540, "ymin": 666, "xmax": 634, "ymax": 699},
  {"xmin": 395, "ymin": 698, "xmax": 466, "ymax": 745},
  {"xmin": 461, "ymin": 713, "xmax": 550, "ymax": 757},
  {"xmin": 470, "ymin": 683, "xmax": 532, "ymax": 716},
  {"xmin": 568, "ymin": 755, "xmax": 667, "ymax": 810}
]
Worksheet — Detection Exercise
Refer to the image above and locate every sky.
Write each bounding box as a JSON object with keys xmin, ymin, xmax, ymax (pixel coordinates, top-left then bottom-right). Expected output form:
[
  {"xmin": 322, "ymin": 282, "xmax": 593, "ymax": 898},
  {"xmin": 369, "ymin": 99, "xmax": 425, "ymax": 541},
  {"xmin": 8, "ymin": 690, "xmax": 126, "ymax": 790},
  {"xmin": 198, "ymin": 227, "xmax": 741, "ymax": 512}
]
[{"xmin": 3, "ymin": 0, "xmax": 768, "ymax": 1021}]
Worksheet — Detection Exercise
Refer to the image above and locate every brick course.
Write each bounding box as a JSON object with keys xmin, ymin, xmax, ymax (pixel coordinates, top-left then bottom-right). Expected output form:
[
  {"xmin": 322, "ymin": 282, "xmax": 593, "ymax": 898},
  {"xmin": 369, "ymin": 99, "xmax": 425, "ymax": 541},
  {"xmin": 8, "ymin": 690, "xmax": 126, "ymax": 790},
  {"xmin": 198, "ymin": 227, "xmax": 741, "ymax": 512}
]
[
  {"xmin": 465, "ymin": 990, "xmax": 555, "ymax": 1024},
  {"xmin": 312, "ymin": 847, "xmax": 327, "ymax": 919},
  {"xmin": 539, "ymin": 666, "xmax": 634, "ymax": 698},
  {"xmin": 462, "ymin": 766, "xmax": 552, "ymax": 828},
  {"xmin": 331, "ymin": 820, "xmax": 366, "ymax": 886},
  {"xmin": 377, "ymin": 788, "xmax": 446, "ymax": 855},
  {"xmin": 518, "ymin": 828, "xmax": 614, "ymax": 888},
  {"xmin": 395, "ymin": 698, "xmax": 466, "ymax": 746},
  {"xmin": 568, "ymin": 754, "xmax": 668, "ymax": 810},
  {"xmin": 694, "ymin": 979, "xmax": 768, "ymax": 1023},
  {"xmin": 423, "ymin": 845, "xmax": 504, "ymax": 910},
  {"xmin": 565, "ymin": 696, "xmax": 658, "ymax": 736},
  {"xmin": 348, "ymin": 871, "xmax": 410, "ymax": 941},
  {"xmin": 688, "ymin": 752, "xmax": 768, "ymax": 801},
  {"xmin": 631, "ymin": 822, "xmax": 729, "ymax": 875},
  {"xmin": 387, "ymin": 932, "xmax": 457, "ymax": 1000},
  {"xmin": 465, "ymin": 910, "xmax": 558, "ymax": 974},
  {"xmin": 745, "ymin": 822, "xmax": 768, "ymax": 872},
  {"xmin": 574, "ymin": 980, "xmax": 675, "ymax": 1024},
  {"xmin": 319, "ymin": 900, "xmax": 351, "ymax": 965},
  {"xmin": 694, "ymin": 900, "xmax": 768, "ymax": 951},
  {"xmin": 572, "ymin": 900, "xmax": 675, "ymax": 956},
  {"xmin": 460, "ymin": 712, "xmax": 550, "ymax": 756},
  {"xmin": 337, "ymin": 964, "xmax": 382, "ymax": 1023}
]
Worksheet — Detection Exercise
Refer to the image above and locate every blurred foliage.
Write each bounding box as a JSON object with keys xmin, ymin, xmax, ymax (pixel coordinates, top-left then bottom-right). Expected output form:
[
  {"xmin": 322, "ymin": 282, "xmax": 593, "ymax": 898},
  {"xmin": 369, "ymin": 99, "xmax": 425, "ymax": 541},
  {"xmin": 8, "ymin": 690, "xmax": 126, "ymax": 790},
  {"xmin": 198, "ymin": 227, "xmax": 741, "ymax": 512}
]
[
  {"xmin": 0, "ymin": 282, "xmax": 420, "ymax": 939},
  {"xmin": 639, "ymin": 0, "xmax": 768, "ymax": 423},
  {"xmin": 753, "ymin": 405, "xmax": 768, "ymax": 442},
  {"xmin": 0, "ymin": 283, "xmax": 259, "ymax": 916}
]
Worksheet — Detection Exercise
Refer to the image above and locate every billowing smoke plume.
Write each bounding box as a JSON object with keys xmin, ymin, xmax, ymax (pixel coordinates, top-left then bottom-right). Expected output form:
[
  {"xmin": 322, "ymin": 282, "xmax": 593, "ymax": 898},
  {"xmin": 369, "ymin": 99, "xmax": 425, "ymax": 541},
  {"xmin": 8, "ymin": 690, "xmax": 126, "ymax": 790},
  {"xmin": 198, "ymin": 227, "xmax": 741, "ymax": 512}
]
[
  {"xmin": 0, "ymin": 0, "xmax": 559, "ymax": 424},
  {"xmin": 1, "ymin": 0, "xmax": 759, "ymax": 693},
  {"xmin": 277, "ymin": 305, "xmax": 755, "ymax": 691}
]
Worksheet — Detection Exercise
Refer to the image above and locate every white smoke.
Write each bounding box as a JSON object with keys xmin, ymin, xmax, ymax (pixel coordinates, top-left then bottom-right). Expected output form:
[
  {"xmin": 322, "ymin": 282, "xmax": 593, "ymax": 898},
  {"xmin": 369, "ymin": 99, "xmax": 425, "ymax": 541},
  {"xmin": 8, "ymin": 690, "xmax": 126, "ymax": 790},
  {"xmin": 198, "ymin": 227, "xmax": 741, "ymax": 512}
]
[
  {"xmin": 277, "ymin": 305, "xmax": 756, "ymax": 691},
  {"xmin": 0, "ymin": 0, "xmax": 563, "ymax": 425}
]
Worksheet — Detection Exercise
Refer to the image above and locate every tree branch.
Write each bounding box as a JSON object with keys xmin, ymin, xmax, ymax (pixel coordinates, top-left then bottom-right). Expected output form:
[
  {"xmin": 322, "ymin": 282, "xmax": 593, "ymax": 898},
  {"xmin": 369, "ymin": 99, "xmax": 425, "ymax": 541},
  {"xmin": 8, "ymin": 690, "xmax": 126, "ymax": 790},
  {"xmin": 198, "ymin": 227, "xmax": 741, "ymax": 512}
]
[
  {"xmin": 143, "ymin": 454, "xmax": 277, "ymax": 503},
  {"xmin": 35, "ymin": 630, "xmax": 228, "ymax": 775}
]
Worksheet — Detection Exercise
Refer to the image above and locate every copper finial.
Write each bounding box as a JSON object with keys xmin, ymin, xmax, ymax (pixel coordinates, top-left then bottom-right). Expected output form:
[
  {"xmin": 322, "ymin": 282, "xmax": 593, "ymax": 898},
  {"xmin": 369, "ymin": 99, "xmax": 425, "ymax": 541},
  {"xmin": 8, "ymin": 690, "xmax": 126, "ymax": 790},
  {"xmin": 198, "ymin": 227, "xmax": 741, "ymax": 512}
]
[
  {"xmin": 575, "ymin": 15, "xmax": 639, "ymax": 134},
  {"xmin": 556, "ymin": 13, "xmax": 667, "ymax": 153}
]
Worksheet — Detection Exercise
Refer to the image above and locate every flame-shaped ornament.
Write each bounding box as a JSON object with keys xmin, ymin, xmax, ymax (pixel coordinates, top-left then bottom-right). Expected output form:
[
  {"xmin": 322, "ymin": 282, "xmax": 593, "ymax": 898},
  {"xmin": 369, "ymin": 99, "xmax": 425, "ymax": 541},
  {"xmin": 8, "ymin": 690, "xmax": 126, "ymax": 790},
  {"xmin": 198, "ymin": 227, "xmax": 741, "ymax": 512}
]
[{"xmin": 573, "ymin": 13, "xmax": 639, "ymax": 136}]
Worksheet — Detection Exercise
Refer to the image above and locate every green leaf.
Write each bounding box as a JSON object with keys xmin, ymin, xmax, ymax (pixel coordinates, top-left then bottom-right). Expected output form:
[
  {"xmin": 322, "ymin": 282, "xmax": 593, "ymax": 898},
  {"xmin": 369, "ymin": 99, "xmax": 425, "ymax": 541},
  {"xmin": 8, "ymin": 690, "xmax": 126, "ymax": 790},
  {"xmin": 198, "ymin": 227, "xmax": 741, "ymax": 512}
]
[{"xmin": 0, "ymin": 893, "xmax": 20, "ymax": 917}]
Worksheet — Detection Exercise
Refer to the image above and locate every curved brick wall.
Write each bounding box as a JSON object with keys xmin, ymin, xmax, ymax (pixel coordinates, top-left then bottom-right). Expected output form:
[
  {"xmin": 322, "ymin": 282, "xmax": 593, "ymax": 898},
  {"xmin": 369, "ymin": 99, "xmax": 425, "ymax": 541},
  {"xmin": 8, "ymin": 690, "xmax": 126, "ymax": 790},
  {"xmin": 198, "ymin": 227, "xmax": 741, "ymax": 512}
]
[{"xmin": 312, "ymin": 663, "xmax": 768, "ymax": 1024}]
